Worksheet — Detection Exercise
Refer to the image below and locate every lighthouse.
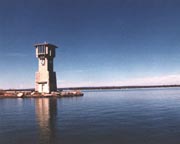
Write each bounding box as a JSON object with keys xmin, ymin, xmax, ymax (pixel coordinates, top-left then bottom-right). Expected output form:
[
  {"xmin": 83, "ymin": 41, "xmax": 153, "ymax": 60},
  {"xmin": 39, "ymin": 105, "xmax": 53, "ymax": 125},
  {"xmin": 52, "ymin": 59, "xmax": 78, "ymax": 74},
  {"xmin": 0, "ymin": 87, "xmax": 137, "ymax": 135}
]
[{"xmin": 35, "ymin": 42, "xmax": 58, "ymax": 93}]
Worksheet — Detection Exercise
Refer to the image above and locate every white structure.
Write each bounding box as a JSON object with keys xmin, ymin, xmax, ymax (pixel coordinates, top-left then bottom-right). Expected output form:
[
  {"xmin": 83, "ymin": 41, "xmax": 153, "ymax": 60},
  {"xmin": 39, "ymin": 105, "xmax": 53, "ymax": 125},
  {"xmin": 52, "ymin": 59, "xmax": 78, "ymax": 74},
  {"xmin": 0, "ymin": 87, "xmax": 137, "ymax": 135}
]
[{"xmin": 35, "ymin": 42, "xmax": 58, "ymax": 93}]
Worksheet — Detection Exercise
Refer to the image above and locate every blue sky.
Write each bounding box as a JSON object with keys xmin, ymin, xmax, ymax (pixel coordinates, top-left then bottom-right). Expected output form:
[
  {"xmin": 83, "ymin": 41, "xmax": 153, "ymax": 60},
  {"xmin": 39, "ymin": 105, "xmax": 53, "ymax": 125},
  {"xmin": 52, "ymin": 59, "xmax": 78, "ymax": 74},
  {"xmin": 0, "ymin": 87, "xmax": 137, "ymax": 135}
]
[{"xmin": 1, "ymin": 0, "xmax": 180, "ymax": 89}]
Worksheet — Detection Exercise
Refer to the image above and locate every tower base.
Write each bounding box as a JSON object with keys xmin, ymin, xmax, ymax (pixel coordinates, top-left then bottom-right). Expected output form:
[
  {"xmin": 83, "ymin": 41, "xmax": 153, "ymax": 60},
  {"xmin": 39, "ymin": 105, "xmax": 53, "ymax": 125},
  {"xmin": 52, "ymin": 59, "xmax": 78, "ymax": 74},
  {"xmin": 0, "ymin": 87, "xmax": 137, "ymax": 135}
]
[{"xmin": 35, "ymin": 71, "xmax": 57, "ymax": 93}]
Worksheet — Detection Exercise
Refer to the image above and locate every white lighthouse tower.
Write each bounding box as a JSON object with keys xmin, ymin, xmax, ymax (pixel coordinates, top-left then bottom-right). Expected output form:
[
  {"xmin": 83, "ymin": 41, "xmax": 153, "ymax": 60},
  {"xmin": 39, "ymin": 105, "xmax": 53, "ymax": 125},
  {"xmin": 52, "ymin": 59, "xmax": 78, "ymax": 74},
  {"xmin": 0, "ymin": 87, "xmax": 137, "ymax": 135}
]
[{"xmin": 35, "ymin": 42, "xmax": 58, "ymax": 93}]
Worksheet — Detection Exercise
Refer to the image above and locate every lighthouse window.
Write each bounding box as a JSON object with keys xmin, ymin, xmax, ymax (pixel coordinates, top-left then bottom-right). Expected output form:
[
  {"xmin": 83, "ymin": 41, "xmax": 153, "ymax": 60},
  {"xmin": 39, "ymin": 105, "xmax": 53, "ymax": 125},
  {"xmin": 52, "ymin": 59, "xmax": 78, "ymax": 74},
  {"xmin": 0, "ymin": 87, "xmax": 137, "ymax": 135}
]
[{"xmin": 38, "ymin": 45, "xmax": 45, "ymax": 54}]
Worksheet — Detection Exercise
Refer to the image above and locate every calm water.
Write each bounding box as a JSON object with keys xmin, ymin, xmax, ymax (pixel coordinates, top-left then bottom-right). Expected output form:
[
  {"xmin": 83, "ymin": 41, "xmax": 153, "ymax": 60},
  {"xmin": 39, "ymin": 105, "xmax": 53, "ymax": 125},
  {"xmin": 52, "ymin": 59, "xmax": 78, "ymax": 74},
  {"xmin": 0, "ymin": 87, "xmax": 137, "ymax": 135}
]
[{"xmin": 1, "ymin": 88, "xmax": 180, "ymax": 144}]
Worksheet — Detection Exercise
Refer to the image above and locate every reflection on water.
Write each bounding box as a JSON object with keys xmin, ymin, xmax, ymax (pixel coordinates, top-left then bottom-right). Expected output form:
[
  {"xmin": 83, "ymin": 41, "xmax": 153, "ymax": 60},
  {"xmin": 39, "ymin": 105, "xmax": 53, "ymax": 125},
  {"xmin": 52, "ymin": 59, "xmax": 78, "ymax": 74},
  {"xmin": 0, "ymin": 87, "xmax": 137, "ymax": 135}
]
[
  {"xmin": 1, "ymin": 88, "xmax": 180, "ymax": 144},
  {"xmin": 35, "ymin": 98, "xmax": 57, "ymax": 144}
]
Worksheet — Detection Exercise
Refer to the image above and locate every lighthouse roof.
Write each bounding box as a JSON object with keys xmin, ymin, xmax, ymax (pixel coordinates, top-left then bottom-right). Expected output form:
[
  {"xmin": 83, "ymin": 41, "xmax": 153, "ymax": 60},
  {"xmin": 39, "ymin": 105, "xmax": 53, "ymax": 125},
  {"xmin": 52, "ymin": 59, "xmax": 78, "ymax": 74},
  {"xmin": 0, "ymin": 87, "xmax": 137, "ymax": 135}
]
[{"xmin": 34, "ymin": 42, "xmax": 58, "ymax": 48}]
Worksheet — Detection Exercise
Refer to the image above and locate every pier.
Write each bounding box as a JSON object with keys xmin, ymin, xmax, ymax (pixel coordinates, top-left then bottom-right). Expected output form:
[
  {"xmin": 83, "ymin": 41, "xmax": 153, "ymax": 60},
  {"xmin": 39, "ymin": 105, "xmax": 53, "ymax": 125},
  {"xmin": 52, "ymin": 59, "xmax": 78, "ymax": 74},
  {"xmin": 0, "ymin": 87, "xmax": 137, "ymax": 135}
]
[{"xmin": 0, "ymin": 90, "xmax": 83, "ymax": 98}]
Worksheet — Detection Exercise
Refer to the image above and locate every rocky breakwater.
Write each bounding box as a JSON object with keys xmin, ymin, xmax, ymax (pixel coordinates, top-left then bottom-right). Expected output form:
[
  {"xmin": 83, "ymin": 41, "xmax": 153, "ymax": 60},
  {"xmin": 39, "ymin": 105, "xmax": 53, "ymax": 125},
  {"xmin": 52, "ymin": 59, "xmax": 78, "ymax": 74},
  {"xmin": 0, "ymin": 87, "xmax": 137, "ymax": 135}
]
[{"xmin": 0, "ymin": 90, "xmax": 84, "ymax": 98}]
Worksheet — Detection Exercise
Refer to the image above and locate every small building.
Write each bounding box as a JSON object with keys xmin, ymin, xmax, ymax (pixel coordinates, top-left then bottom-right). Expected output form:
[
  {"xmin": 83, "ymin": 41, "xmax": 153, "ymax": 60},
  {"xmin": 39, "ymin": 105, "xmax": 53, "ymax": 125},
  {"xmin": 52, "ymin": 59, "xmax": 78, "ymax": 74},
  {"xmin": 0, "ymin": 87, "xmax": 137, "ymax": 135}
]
[{"xmin": 35, "ymin": 42, "xmax": 58, "ymax": 93}]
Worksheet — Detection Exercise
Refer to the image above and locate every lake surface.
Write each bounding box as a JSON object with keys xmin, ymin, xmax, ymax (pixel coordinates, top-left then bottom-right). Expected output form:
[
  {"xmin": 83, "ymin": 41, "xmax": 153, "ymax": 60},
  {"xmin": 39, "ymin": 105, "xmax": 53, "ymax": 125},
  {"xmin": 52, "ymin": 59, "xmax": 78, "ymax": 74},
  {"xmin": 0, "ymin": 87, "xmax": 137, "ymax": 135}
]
[{"xmin": 1, "ymin": 88, "xmax": 180, "ymax": 144}]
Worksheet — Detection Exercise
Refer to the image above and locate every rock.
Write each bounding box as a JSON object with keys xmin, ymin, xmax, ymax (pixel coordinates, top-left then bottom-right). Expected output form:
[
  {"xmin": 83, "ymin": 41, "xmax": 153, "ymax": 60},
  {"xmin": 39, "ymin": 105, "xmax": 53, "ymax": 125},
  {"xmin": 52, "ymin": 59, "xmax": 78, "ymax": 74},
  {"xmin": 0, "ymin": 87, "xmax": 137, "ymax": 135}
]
[
  {"xmin": 31, "ymin": 92, "xmax": 35, "ymax": 95},
  {"xmin": 17, "ymin": 92, "xmax": 24, "ymax": 97},
  {"xmin": 59, "ymin": 90, "xmax": 83, "ymax": 97}
]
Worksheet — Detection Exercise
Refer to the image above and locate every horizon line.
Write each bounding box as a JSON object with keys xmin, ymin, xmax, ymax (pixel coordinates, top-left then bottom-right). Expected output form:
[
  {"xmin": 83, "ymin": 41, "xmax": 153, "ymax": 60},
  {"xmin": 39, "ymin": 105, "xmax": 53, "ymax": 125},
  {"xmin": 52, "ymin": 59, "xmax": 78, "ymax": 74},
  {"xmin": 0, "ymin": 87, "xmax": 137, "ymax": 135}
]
[{"xmin": 2, "ymin": 84, "xmax": 180, "ymax": 91}]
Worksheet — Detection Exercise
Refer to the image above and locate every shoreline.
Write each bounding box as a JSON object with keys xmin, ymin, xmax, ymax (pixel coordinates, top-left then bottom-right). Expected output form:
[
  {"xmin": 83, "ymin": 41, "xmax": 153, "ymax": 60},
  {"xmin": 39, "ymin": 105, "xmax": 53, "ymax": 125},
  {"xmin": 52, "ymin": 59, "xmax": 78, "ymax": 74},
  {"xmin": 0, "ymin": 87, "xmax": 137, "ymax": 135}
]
[
  {"xmin": 62, "ymin": 85, "xmax": 180, "ymax": 90},
  {"xmin": 3, "ymin": 84, "xmax": 180, "ymax": 91}
]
